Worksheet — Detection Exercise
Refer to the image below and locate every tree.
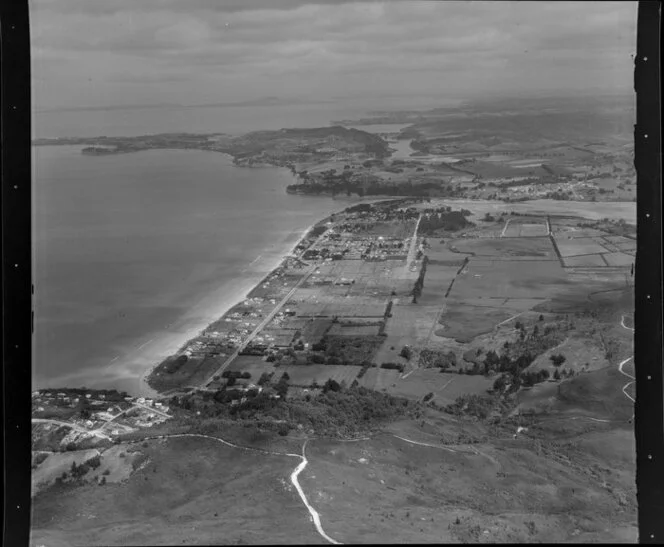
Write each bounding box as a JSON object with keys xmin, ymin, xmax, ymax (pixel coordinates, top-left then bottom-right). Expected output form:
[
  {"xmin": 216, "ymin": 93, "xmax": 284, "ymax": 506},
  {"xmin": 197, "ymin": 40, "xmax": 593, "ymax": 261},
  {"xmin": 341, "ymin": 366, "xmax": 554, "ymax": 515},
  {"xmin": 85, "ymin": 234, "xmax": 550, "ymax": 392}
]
[
  {"xmin": 323, "ymin": 379, "xmax": 342, "ymax": 393},
  {"xmin": 275, "ymin": 378, "xmax": 289, "ymax": 399},
  {"xmin": 257, "ymin": 372, "xmax": 272, "ymax": 386},
  {"xmin": 553, "ymin": 368, "xmax": 561, "ymax": 380},
  {"xmin": 400, "ymin": 346, "xmax": 413, "ymax": 360},
  {"xmin": 550, "ymin": 354, "xmax": 566, "ymax": 367},
  {"xmin": 492, "ymin": 374, "xmax": 507, "ymax": 391}
]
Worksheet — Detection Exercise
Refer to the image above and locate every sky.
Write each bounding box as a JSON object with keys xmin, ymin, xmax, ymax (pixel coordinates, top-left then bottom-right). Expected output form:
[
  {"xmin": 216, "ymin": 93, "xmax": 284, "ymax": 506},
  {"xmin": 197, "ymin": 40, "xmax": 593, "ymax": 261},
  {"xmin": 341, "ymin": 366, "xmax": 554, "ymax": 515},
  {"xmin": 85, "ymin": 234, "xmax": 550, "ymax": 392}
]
[{"xmin": 30, "ymin": 0, "xmax": 638, "ymax": 111}]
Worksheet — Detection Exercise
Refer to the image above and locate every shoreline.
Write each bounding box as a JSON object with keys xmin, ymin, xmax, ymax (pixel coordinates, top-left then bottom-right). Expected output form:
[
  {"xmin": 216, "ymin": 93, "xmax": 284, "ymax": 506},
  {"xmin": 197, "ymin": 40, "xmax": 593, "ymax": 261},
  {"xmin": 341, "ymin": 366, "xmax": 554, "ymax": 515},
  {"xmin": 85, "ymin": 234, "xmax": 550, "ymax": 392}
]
[
  {"xmin": 138, "ymin": 219, "xmax": 319, "ymax": 390},
  {"xmin": 136, "ymin": 197, "xmax": 392, "ymax": 395}
]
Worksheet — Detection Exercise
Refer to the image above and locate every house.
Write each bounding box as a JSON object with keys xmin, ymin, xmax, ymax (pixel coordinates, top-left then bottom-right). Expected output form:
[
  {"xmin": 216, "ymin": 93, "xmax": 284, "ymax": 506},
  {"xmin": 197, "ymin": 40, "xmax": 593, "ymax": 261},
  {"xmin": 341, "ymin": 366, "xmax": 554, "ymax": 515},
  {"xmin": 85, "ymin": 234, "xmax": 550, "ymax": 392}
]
[
  {"xmin": 72, "ymin": 398, "xmax": 80, "ymax": 404},
  {"xmin": 85, "ymin": 420, "xmax": 94, "ymax": 428},
  {"xmin": 57, "ymin": 392, "xmax": 66, "ymax": 397},
  {"xmin": 85, "ymin": 394, "xmax": 92, "ymax": 399},
  {"xmin": 154, "ymin": 402, "xmax": 163, "ymax": 408},
  {"xmin": 144, "ymin": 399, "xmax": 154, "ymax": 406},
  {"xmin": 137, "ymin": 397, "xmax": 146, "ymax": 404},
  {"xmin": 124, "ymin": 397, "xmax": 133, "ymax": 402},
  {"xmin": 98, "ymin": 394, "xmax": 106, "ymax": 400}
]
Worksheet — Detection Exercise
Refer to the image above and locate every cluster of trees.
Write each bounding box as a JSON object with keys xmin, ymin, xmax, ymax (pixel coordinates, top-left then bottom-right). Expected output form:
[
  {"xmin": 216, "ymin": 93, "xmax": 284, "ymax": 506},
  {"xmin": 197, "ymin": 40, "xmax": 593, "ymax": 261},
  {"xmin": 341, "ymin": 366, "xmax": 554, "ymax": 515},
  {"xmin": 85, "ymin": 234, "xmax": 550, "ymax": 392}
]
[
  {"xmin": 419, "ymin": 349, "xmax": 457, "ymax": 369},
  {"xmin": 222, "ymin": 370, "xmax": 251, "ymax": 386},
  {"xmin": 550, "ymin": 353, "xmax": 567, "ymax": 366},
  {"xmin": 411, "ymin": 256, "xmax": 429, "ymax": 303},
  {"xmin": 356, "ymin": 362, "xmax": 376, "ymax": 379},
  {"xmin": 172, "ymin": 381, "xmax": 417, "ymax": 438},
  {"xmin": 445, "ymin": 394, "xmax": 503, "ymax": 420},
  {"xmin": 221, "ymin": 370, "xmax": 251, "ymax": 380},
  {"xmin": 418, "ymin": 209, "xmax": 474, "ymax": 236},
  {"xmin": 521, "ymin": 369, "xmax": 550, "ymax": 387},
  {"xmin": 40, "ymin": 387, "xmax": 129, "ymax": 402},
  {"xmin": 257, "ymin": 372, "xmax": 275, "ymax": 386},
  {"xmin": 68, "ymin": 455, "xmax": 102, "ymax": 481},
  {"xmin": 381, "ymin": 362, "xmax": 406, "ymax": 373},
  {"xmin": 308, "ymin": 335, "xmax": 385, "ymax": 366}
]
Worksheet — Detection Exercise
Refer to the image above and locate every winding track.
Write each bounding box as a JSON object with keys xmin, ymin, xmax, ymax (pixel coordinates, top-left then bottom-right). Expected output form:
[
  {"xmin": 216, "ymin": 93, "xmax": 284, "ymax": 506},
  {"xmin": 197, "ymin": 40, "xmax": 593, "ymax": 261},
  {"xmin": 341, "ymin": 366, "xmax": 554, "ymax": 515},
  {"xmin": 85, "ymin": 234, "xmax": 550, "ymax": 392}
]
[
  {"xmin": 619, "ymin": 314, "xmax": 635, "ymax": 410},
  {"xmin": 147, "ymin": 433, "xmax": 341, "ymax": 545}
]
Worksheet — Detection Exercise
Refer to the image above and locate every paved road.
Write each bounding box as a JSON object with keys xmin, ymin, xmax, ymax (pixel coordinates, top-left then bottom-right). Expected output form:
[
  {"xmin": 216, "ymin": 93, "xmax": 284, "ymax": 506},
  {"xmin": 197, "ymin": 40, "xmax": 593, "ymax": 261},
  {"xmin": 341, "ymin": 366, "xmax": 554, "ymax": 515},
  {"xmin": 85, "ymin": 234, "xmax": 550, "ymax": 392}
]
[{"xmin": 405, "ymin": 214, "xmax": 422, "ymax": 269}]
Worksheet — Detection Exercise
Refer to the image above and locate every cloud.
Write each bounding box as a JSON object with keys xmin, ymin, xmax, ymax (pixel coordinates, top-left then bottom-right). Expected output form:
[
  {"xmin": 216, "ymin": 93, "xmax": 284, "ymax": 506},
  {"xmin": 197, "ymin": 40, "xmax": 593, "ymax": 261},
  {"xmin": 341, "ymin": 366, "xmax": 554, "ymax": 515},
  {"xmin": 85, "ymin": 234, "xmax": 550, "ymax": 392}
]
[{"xmin": 29, "ymin": 0, "xmax": 637, "ymax": 109}]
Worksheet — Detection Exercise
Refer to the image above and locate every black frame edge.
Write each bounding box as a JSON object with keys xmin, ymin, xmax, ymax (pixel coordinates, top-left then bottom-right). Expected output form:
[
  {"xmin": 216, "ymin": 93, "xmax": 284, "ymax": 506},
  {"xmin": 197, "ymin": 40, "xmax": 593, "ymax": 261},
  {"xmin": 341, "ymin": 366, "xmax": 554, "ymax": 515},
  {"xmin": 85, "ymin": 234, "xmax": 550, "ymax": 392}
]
[
  {"xmin": 1, "ymin": 0, "xmax": 33, "ymax": 546},
  {"xmin": 634, "ymin": 0, "xmax": 664, "ymax": 544}
]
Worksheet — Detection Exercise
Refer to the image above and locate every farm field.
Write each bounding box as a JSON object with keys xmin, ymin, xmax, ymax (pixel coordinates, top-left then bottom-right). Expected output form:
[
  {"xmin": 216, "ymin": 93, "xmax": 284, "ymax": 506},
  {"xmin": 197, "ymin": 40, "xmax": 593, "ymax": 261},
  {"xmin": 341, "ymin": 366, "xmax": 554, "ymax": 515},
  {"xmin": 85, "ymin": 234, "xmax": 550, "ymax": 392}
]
[
  {"xmin": 503, "ymin": 222, "xmax": 548, "ymax": 237},
  {"xmin": 277, "ymin": 364, "xmax": 362, "ymax": 387},
  {"xmin": 226, "ymin": 355, "xmax": 274, "ymax": 379},
  {"xmin": 603, "ymin": 252, "xmax": 634, "ymax": 267},
  {"xmin": 554, "ymin": 237, "xmax": 610, "ymax": 257},
  {"xmin": 388, "ymin": 370, "xmax": 493, "ymax": 405},
  {"xmin": 563, "ymin": 254, "xmax": 608, "ymax": 267},
  {"xmin": 450, "ymin": 236, "xmax": 557, "ymax": 260}
]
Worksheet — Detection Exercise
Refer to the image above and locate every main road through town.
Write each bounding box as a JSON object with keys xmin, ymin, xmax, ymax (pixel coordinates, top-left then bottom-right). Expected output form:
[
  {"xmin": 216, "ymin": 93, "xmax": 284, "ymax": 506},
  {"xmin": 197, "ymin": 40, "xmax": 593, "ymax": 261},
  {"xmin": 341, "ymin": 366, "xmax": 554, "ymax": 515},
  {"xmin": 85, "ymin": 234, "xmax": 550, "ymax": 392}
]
[{"xmin": 200, "ymin": 228, "xmax": 333, "ymax": 389}]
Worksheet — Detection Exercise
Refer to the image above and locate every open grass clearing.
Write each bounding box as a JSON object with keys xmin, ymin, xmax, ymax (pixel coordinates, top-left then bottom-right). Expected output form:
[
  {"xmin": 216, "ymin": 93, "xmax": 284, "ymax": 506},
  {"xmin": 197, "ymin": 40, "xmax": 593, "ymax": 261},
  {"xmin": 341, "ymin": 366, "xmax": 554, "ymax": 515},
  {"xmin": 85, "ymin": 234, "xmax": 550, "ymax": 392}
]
[
  {"xmin": 526, "ymin": 336, "xmax": 609, "ymax": 376},
  {"xmin": 31, "ymin": 435, "xmax": 322, "ymax": 546},
  {"xmin": 554, "ymin": 237, "xmax": 613, "ymax": 257},
  {"xmin": 451, "ymin": 237, "xmax": 556, "ymax": 260},
  {"xmin": 389, "ymin": 370, "xmax": 493, "ymax": 404},
  {"xmin": 31, "ymin": 449, "xmax": 103, "ymax": 497},
  {"xmin": 563, "ymin": 254, "xmax": 607, "ymax": 267},
  {"xmin": 451, "ymin": 259, "xmax": 570, "ymax": 302},
  {"xmin": 603, "ymin": 252, "xmax": 633, "ymax": 267},
  {"xmin": 357, "ymin": 367, "xmax": 402, "ymax": 391},
  {"xmin": 437, "ymin": 303, "xmax": 521, "ymax": 343},
  {"xmin": 226, "ymin": 355, "xmax": 275, "ymax": 378},
  {"xmin": 278, "ymin": 364, "xmax": 362, "ymax": 387},
  {"xmin": 299, "ymin": 429, "xmax": 634, "ymax": 544}
]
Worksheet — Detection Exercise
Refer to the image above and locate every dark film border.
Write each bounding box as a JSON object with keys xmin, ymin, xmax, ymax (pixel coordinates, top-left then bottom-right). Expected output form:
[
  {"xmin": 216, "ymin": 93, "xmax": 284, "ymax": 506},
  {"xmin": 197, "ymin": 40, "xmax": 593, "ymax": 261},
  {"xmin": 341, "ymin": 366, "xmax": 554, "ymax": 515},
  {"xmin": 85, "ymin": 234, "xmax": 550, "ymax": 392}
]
[
  {"xmin": 1, "ymin": 0, "xmax": 33, "ymax": 546},
  {"xmin": 634, "ymin": 0, "xmax": 664, "ymax": 544}
]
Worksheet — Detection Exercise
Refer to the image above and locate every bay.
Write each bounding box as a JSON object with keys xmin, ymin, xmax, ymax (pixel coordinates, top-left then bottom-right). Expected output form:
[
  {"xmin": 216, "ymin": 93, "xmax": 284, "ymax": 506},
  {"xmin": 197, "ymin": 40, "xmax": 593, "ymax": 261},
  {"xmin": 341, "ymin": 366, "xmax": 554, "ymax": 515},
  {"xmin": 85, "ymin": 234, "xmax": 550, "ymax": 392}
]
[{"xmin": 33, "ymin": 145, "xmax": 353, "ymax": 396}]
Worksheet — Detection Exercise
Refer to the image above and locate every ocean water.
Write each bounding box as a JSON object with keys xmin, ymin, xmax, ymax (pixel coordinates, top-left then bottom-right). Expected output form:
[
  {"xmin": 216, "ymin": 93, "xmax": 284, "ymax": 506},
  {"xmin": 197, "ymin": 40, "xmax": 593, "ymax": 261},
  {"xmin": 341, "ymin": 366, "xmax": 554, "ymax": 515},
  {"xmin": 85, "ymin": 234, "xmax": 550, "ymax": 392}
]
[{"xmin": 33, "ymin": 145, "xmax": 354, "ymax": 395}]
